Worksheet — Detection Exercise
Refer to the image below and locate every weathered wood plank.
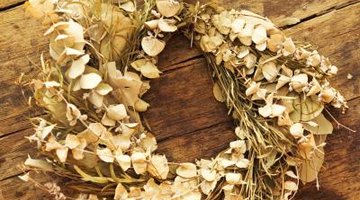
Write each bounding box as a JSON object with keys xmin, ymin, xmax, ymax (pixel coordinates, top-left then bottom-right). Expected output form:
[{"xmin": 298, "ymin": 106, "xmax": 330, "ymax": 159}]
[
  {"xmin": 187, "ymin": 0, "xmax": 359, "ymax": 25},
  {"xmin": 0, "ymin": 5, "xmax": 48, "ymax": 137},
  {"xmin": 0, "ymin": 172, "xmax": 64, "ymax": 200}
]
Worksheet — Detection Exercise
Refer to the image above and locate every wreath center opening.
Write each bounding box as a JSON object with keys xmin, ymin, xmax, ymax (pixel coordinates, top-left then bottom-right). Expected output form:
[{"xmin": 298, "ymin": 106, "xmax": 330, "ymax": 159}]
[{"xmin": 142, "ymin": 34, "xmax": 236, "ymax": 163}]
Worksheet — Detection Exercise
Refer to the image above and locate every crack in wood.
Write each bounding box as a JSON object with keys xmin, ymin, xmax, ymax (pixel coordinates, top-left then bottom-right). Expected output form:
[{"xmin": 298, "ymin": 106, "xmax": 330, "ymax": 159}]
[
  {"xmin": 161, "ymin": 55, "xmax": 204, "ymax": 73},
  {"xmin": 0, "ymin": 126, "xmax": 31, "ymax": 139},
  {"xmin": 157, "ymin": 118, "xmax": 232, "ymax": 143},
  {"xmin": 0, "ymin": 1, "xmax": 25, "ymax": 12},
  {"xmin": 281, "ymin": 0, "xmax": 360, "ymax": 29}
]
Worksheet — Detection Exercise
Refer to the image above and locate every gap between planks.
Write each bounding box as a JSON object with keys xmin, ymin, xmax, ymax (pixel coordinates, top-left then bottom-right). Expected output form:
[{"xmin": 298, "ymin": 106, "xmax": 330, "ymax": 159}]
[
  {"xmin": 281, "ymin": 0, "xmax": 360, "ymax": 29},
  {"xmin": 0, "ymin": 1, "xmax": 25, "ymax": 12}
]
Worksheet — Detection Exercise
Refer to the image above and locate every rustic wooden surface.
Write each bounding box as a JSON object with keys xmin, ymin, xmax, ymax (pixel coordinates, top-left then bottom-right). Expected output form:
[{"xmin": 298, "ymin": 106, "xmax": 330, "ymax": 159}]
[{"xmin": 0, "ymin": 0, "xmax": 359, "ymax": 199}]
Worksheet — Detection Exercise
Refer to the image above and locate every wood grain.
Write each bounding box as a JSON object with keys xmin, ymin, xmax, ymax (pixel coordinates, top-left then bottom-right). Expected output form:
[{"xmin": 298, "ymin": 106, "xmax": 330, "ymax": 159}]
[{"xmin": 0, "ymin": 0, "xmax": 359, "ymax": 200}]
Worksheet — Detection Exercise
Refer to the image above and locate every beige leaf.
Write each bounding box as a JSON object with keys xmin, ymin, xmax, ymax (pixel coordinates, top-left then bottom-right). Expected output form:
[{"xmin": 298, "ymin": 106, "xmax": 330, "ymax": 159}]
[
  {"xmin": 231, "ymin": 18, "xmax": 245, "ymax": 33},
  {"xmin": 284, "ymin": 181, "xmax": 298, "ymax": 191},
  {"xmin": 114, "ymin": 183, "xmax": 128, "ymax": 200},
  {"xmin": 285, "ymin": 170, "xmax": 299, "ymax": 179},
  {"xmin": 65, "ymin": 47, "xmax": 84, "ymax": 56},
  {"xmin": 56, "ymin": 146, "xmax": 69, "ymax": 163},
  {"xmin": 65, "ymin": 134, "xmax": 80, "ymax": 149},
  {"xmin": 45, "ymin": 135, "xmax": 63, "ymax": 151},
  {"xmin": 144, "ymin": 19, "xmax": 159, "ymax": 30},
  {"xmin": 88, "ymin": 90, "xmax": 104, "ymax": 108},
  {"xmin": 262, "ymin": 61, "xmax": 278, "ymax": 82},
  {"xmin": 200, "ymin": 35, "xmax": 223, "ymax": 52},
  {"xmin": 176, "ymin": 163, "xmax": 197, "ymax": 178},
  {"xmin": 267, "ymin": 34, "xmax": 284, "ymax": 52},
  {"xmin": 289, "ymin": 95, "xmax": 324, "ymax": 122},
  {"xmin": 18, "ymin": 172, "xmax": 30, "ymax": 182},
  {"xmin": 24, "ymin": 156, "xmax": 53, "ymax": 171},
  {"xmin": 69, "ymin": 54, "xmax": 89, "ymax": 79},
  {"xmin": 38, "ymin": 124, "xmax": 55, "ymax": 140},
  {"xmin": 244, "ymin": 53, "xmax": 257, "ymax": 69},
  {"xmin": 139, "ymin": 132, "xmax": 158, "ymax": 153},
  {"xmin": 235, "ymin": 127, "xmax": 246, "ymax": 140},
  {"xmin": 131, "ymin": 152, "xmax": 148, "ymax": 175},
  {"xmin": 200, "ymin": 168, "xmax": 216, "ymax": 182},
  {"xmin": 200, "ymin": 180, "xmax": 217, "ymax": 195},
  {"xmin": 95, "ymin": 83, "xmax": 113, "ymax": 96},
  {"xmin": 252, "ymin": 25, "xmax": 267, "ymax": 44},
  {"xmin": 72, "ymin": 138, "xmax": 87, "ymax": 160},
  {"xmin": 237, "ymin": 46, "xmax": 249, "ymax": 59},
  {"xmin": 115, "ymin": 154, "xmax": 131, "ymax": 171},
  {"xmin": 135, "ymin": 99, "xmax": 150, "ymax": 112},
  {"xmin": 158, "ymin": 18, "xmax": 177, "ymax": 32},
  {"xmin": 276, "ymin": 75, "xmax": 291, "ymax": 90},
  {"xmin": 213, "ymin": 82, "xmax": 225, "ymax": 102},
  {"xmin": 236, "ymin": 159, "xmax": 249, "ymax": 168},
  {"xmin": 225, "ymin": 173, "xmax": 242, "ymax": 185},
  {"xmin": 271, "ymin": 104, "xmax": 286, "ymax": 117},
  {"xmin": 303, "ymin": 114, "xmax": 333, "ymax": 135},
  {"xmin": 289, "ymin": 123, "xmax": 304, "ymax": 138},
  {"xmin": 245, "ymin": 82, "xmax": 260, "ymax": 96},
  {"xmin": 131, "ymin": 59, "xmax": 162, "ymax": 79},
  {"xmin": 255, "ymin": 41, "xmax": 267, "ymax": 51},
  {"xmin": 299, "ymin": 147, "xmax": 325, "ymax": 183},
  {"xmin": 101, "ymin": 113, "xmax": 116, "ymax": 127},
  {"xmin": 97, "ymin": 148, "xmax": 114, "ymax": 163},
  {"xmin": 282, "ymin": 38, "xmax": 296, "ymax": 56},
  {"xmin": 156, "ymin": 0, "xmax": 181, "ymax": 17},
  {"xmin": 43, "ymin": 81, "xmax": 60, "ymax": 88},
  {"xmin": 148, "ymin": 155, "xmax": 169, "ymax": 180},
  {"xmin": 141, "ymin": 36, "xmax": 166, "ymax": 56},
  {"xmin": 290, "ymin": 74, "xmax": 308, "ymax": 93},
  {"xmin": 120, "ymin": 1, "xmax": 135, "ymax": 12},
  {"xmin": 259, "ymin": 105, "xmax": 272, "ymax": 118},
  {"xmin": 113, "ymin": 135, "xmax": 131, "ymax": 151},
  {"xmin": 239, "ymin": 23, "xmax": 254, "ymax": 38},
  {"xmin": 307, "ymin": 51, "xmax": 321, "ymax": 67},
  {"xmin": 80, "ymin": 73, "xmax": 102, "ymax": 89},
  {"xmin": 319, "ymin": 88, "xmax": 336, "ymax": 103},
  {"xmin": 107, "ymin": 104, "xmax": 127, "ymax": 121}
]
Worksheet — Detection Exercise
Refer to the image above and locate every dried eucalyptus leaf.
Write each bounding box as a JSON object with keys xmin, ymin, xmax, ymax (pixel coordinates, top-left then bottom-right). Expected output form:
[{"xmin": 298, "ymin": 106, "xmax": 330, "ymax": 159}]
[
  {"xmin": 299, "ymin": 147, "xmax": 325, "ymax": 183},
  {"xmin": 289, "ymin": 95, "xmax": 324, "ymax": 122},
  {"xmin": 303, "ymin": 114, "xmax": 333, "ymax": 135},
  {"xmin": 141, "ymin": 36, "xmax": 166, "ymax": 56},
  {"xmin": 80, "ymin": 73, "xmax": 102, "ymax": 89},
  {"xmin": 176, "ymin": 163, "xmax": 197, "ymax": 178},
  {"xmin": 213, "ymin": 82, "xmax": 225, "ymax": 102},
  {"xmin": 156, "ymin": 0, "xmax": 181, "ymax": 17},
  {"xmin": 148, "ymin": 154, "xmax": 169, "ymax": 180}
]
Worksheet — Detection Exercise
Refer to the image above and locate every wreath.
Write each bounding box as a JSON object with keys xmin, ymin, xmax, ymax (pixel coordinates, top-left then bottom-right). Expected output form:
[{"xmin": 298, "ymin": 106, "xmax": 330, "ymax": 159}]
[{"xmin": 20, "ymin": 0, "xmax": 350, "ymax": 199}]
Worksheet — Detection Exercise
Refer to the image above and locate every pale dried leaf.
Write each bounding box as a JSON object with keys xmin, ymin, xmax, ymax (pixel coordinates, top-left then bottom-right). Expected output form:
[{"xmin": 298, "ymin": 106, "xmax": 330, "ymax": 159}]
[
  {"xmin": 80, "ymin": 73, "xmax": 102, "ymax": 89},
  {"xmin": 156, "ymin": 0, "xmax": 181, "ymax": 17},
  {"xmin": 213, "ymin": 82, "xmax": 225, "ymax": 102},
  {"xmin": 131, "ymin": 152, "xmax": 148, "ymax": 174},
  {"xmin": 141, "ymin": 36, "xmax": 166, "ymax": 56},
  {"xmin": 176, "ymin": 163, "xmax": 197, "ymax": 178}
]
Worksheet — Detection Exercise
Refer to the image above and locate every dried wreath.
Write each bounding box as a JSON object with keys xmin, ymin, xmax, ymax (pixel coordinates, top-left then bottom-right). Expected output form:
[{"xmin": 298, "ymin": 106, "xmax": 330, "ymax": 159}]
[{"xmin": 19, "ymin": 0, "xmax": 351, "ymax": 199}]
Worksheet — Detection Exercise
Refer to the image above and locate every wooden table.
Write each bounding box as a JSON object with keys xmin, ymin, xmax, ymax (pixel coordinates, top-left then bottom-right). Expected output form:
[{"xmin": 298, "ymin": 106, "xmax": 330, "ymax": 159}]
[{"xmin": 0, "ymin": 0, "xmax": 359, "ymax": 199}]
